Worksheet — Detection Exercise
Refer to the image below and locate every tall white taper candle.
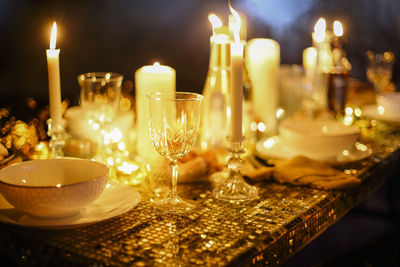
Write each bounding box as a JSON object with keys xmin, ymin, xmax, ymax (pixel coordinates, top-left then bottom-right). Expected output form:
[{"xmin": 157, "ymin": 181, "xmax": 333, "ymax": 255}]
[
  {"xmin": 230, "ymin": 42, "xmax": 243, "ymax": 142},
  {"xmin": 229, "ymin": 5, "xmax": 244, "ymax": 142},
  {"xmin": 46, "ymin": 22, "xmax": 62, "ymax": 125}
]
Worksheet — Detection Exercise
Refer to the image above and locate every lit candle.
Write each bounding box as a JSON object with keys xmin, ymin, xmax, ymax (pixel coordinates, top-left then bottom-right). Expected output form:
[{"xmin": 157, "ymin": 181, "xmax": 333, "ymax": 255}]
[
  {"xmin": 333, "ymin": 20, "xmax": 344, "ymax": 49},
  {"xmin": 228, "ymin": 12, "xmax": 247, "ymax": 41},
  {"xmin": 135, "ymin": 62, "xmax": 175, "ymax": 160},
  {"xmin": 312, "ymin": 18, "xmax": 332, "ymax": 73},
  {"xmin": 46, "ymin": 22, "xmax": 62, "ymax": 125},
  {"xmin": 245, "ymin": 38, "xmax": 280, "ymax": 132},
  {"xmin": 229, "ymin": 5, "xmax": 244, "ymax": 142},
  {"xmin": 312, "ymin": 18, "xmax": 327, "ymax": 45}
]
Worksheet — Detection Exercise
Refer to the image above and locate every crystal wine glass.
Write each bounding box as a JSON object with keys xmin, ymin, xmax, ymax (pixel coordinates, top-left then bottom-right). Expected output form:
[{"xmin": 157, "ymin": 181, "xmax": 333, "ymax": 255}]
[
  {"xmin": 366, "ymin": 51, "xmax": 395, "ymax": 94},
  {"xmin": 78, "ymin": 72, "xmax": 123, "ymax": 161},
  {"xmin": 147, "ymin": 92, "xmax": 202, "ymax": 213}
]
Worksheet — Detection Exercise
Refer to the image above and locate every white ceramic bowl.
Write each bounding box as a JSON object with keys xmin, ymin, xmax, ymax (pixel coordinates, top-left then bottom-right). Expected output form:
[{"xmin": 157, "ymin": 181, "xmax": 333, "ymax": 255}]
[
  {"xmin": 279, "ymin": 118, "xmax": 360, "ymax": 159},
  {"xmin": 376, "ymin": 92, "xmax": 400, "ymax": 118},
  {"xmin": 0, "ymin": 158, "xmax": 108, "ymax": 218}
]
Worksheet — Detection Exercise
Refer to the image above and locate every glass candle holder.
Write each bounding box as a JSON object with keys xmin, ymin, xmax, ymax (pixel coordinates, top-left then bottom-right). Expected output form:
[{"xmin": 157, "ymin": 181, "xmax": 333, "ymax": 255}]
[
  {"xmin": 47, "ymin": 118, "xmax": 66, "ymax": 158},
  {"xmin": 212, "ymin": 137, "xmax": 258, "ymax": 201}
]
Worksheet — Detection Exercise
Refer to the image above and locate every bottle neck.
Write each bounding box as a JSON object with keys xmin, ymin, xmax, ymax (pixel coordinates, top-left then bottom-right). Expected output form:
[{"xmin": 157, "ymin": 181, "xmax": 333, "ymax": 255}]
[
  {"xmin": 208, "ymin": 38, "xmax": 231, "ymax": 71},
  {"xmin": 331, "ymin": 47, "xmax": 351, "ymax": 74}
]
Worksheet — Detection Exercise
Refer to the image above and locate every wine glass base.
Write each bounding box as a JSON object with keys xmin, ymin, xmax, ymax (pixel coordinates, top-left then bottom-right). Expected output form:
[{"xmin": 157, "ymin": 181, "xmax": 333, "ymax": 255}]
[
  {"xmin": 151, "ymin": 196, "xmax": 194, "ymax": 214},
  {"xmin": 212, "ymin": 171, "xmax": 258, "ymax": 202}
]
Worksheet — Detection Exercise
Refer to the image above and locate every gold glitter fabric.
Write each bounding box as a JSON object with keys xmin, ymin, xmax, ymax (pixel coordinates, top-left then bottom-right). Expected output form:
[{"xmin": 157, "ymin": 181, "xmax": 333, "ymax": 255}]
[{"xmin": 0, "ymin": 130, "xmax": 399, "ymax": 266}]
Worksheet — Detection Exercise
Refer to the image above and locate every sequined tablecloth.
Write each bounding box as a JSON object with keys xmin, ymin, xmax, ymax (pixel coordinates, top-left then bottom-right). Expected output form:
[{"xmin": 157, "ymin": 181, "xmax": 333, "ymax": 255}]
[{"xmin": 0, "ymin": 129, "xmax": 399, "ymax": 266}]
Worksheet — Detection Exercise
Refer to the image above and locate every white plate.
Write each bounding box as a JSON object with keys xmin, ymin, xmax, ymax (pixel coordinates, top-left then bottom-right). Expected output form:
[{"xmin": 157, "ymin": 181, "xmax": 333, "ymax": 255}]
[
  {"xmin": 363, "ymin": 104, "xmax": 400, "ymax": 124},
  {"xmin": 256, "ymin": 136, "xmax": 373, "ymax": 164},
  {"xmin": 0, "ymin": 180, "xmax": 140, "ymax": 229}
]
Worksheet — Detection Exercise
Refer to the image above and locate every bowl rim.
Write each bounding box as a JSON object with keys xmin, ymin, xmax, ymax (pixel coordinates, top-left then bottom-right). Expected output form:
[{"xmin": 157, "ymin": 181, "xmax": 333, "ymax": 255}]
[
  {"xmin": 0, "ymin": 158, "xmax": 108, "ymax": 189},
  {"xmin": 279, "ymin": 119, "xmax": 360, "ymax": 137}
]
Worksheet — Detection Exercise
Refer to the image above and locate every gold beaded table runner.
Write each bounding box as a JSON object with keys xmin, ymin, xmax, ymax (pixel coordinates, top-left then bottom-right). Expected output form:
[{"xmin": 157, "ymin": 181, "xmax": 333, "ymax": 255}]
[{"xmin": 0, "ymin": 128, "xmax": 399, "ymax": 266}]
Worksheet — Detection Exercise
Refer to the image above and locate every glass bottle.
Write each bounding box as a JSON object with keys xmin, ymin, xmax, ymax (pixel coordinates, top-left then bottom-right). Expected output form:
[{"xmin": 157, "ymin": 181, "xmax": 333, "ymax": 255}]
[
  {"xmin": 327, "ymin": 41, "xmax": 352, "ymax": 116},
  {"xmin": 200, "ymin": 33, "xmax": 231, "ymax": 151}
]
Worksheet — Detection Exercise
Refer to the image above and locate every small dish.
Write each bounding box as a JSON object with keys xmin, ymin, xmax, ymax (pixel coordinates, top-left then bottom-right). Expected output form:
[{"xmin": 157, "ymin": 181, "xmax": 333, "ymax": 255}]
[
  {"xmin": 363, "ymin": 104, "xmax": 400, "ymax": 124},
  {"xmin": 256, "ymin": 136, "xmax": 372, "ymax": 164},
  {"xmin": 0, "ymin": 158, "xmax": 108, "ymax": 218},
  {"xmin": 279, "ymin": 118, "xmax": 360, "ymax": 159},
  {"xmin": 0, "ymin": 180, "xmax": 140, "ymax": 229}
]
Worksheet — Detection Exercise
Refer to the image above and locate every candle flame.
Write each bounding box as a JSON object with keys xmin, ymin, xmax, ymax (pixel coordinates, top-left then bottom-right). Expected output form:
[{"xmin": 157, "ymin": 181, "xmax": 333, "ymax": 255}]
[
  {"xmin": 333, "ymin": 20, "xmax": 343, "ymax": 37},
  {"xmin": 50, "ymin": 22, "xmax": 57, "ymax": 49},
  {"xmin": 229, "ymin": 2, "xmax": 241, "ymax": 43},
  {"xmin": 208, "ymin": 13, "xmax": 223, "ymax": 34},
  {"xmin": 142, "ymin": 61, "xmax": 173, "ymax": 73},
  {"xmin": 314, "ymin": 18, "xmax": 326, "ymax": 42}
]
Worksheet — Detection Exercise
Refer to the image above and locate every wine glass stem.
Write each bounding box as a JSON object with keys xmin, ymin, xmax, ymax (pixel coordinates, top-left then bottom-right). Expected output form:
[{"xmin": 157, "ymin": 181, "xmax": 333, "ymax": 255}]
[{"xmin": 169, "ymin": 159, "xmax": 179, "ymax": 199}]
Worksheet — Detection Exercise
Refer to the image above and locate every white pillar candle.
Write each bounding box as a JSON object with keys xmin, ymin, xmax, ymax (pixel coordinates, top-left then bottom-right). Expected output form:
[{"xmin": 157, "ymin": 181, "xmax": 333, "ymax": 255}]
[
  {"xmin": 312, "ymin": 18, "xmax": 332, "ymax": 73},
  {"xmin": 46, "ymin": 22, "xmax": 62, "ymax": 126},
  {"xmin": 135, "ymin": 62, "xmax": 175, "ymax": 160},
  {"xmin": 245, "ymin": 38, "xmax": 280, "ymax": 132}
]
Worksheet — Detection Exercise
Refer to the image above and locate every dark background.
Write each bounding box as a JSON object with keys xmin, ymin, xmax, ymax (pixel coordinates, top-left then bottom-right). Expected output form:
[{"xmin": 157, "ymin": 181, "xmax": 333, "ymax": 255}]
[{"xmin": 1, "ymin": 0, "xmax": 400, "ymax": 107}]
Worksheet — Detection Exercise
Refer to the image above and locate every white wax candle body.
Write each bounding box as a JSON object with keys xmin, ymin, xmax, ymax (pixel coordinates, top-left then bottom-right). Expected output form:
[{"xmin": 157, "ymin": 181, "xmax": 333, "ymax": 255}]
[
  {"xmin": 303, "ymin": 47, "xmax": 317, "ymax": 76},
  {"xmin": 135, "ymin": 64, "xmax": 175, "ymax": 160},
  {"xmin": 246, "ymin": 38, "xmax": 280, "ymax": 132},
  {"xmin": 230, "ymin": 42, "xmax": 244, "ymax": 142},
  {"xmin": 46, "ymin": 49, "xmax": 62, "ymax": 125}
]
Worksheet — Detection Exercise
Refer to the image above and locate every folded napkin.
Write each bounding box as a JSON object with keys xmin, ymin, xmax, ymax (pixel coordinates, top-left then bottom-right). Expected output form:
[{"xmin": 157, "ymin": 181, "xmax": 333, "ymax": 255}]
[
  {"xmin": 179, "ymin": 157, "xmax": 209, "ymax": 183},
  {"xmin": 241, "ymin": 158, "xmax": 274, "ymax": 181},
  {"xmin": 178, "ymin": 150, "xmax": 223, "ymax": 183},
  {"xmin": 273, "ymin": 156, "xmax": 361, "ymax": 190},
  {"xmin": 179, "ymin": 152, "xmax": 361, "ymax": 190}
]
